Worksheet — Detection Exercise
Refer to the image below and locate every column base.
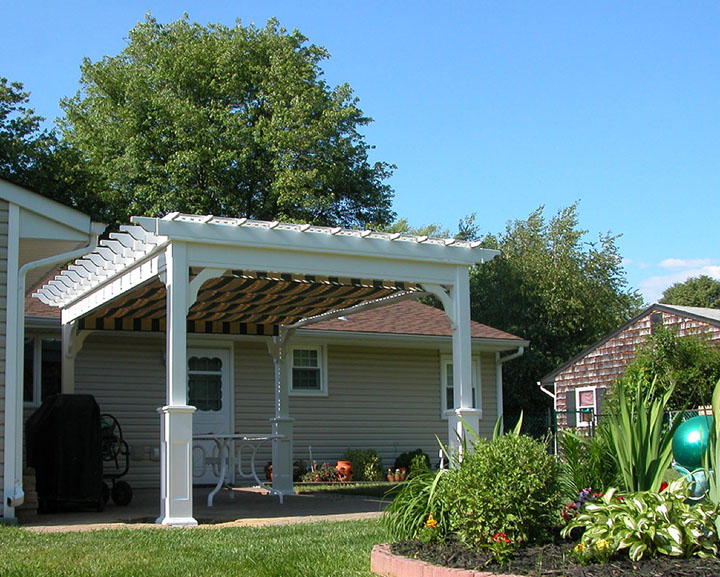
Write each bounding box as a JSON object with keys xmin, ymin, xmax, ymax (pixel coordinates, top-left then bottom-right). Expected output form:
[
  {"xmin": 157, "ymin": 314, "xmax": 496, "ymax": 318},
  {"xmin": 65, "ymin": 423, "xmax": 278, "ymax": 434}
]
[
  {"xmin": 155, "ymin": 515, "xmax": 199, "ymax": 527},
  {"xmin": 270, "ymin": 416, "xmax": 296, "ymax": 496}
]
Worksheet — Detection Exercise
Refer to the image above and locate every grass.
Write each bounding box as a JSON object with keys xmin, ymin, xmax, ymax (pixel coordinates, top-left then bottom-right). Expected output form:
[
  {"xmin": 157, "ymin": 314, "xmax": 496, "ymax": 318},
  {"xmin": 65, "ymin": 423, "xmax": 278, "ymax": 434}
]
[
  {"xmin": 0, "ymin": 519, "xmax": 390, "ymax": 577},
  {"xmin": 294, "ymin": 481, "xmax": 401, "ymax": 498}
]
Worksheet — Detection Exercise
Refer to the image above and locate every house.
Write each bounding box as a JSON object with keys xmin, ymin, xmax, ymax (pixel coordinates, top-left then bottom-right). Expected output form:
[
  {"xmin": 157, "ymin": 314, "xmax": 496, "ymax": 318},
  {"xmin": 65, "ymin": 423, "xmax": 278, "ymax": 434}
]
[
  {"xmin": 2, "ymin": 181, "xmax": 528, "ymax": 525},
  {"xmin": 0, "ymin": 178, "xmax": 106, "ymax": 522},
  {"xmin": 540, "ymin": 303, "xmax": 720, "ymax": 428}
]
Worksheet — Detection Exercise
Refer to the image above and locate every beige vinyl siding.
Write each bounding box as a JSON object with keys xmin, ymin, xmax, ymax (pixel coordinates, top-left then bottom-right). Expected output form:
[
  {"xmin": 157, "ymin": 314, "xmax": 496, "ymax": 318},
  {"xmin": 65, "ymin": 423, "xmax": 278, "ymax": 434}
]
[
  {"xmin": 0, "ymin": 200, "xmax": 8, "ymax": 494},
  {"xmin": 74, "ymin": 333, "xmax": 165, "ymax": 488},
  {"xmin": 65, "ymin": 334, "xmax": 501, "ymax": 488},
  {"xmin": 233, "ymin": 343, "xmax": 499, "ymax": 471}
]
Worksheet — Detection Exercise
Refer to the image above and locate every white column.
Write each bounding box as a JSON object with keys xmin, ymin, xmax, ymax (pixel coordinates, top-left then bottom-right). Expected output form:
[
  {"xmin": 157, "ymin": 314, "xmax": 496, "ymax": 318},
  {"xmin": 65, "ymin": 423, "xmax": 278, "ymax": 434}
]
[
  {"xmin": 156, "ymin": 242, "xmax": 197, "ymax": 526},
  {"xmin": 61, "ymin": 322, "xmax": 91, "ymax": 394},
  {"xmin": 447, "ymin": 266, "xmax": 481, "ymax": 457},
  {"xmin": 268, "ymin": 329, "xmax": 295, "ymax": 496}
]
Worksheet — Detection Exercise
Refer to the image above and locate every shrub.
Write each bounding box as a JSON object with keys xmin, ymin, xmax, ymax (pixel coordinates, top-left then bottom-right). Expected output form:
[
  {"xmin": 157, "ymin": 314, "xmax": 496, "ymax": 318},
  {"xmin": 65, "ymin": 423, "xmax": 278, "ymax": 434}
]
[
  {"xmin": 300, "ymin": 462, "xmax": 338, "ymax": 483},
  {"xmin": 382, "ymin": 468, "xmax": 451, "ymax": 541},
  {"xmin": 393, "ymin": 449, "xmax": 431, "ymax": 475},
  {"xmin": 441, "ymin": 434, "xmax": 562, "ymax": 546},
  {"xmin": 562, "ymin": 479, "xmax": 719, "ymax": 561},
  {"xmin": 342, "ymin": 448, "xmax": 384, "ymax": 482}
]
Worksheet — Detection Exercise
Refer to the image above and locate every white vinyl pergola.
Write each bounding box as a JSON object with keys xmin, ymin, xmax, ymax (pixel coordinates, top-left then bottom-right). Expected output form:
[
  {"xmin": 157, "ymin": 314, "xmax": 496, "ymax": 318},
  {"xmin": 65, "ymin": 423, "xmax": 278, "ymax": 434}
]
[{"xmin": 35, "ymin": 213, "xmax": 498, "ymax": 525}]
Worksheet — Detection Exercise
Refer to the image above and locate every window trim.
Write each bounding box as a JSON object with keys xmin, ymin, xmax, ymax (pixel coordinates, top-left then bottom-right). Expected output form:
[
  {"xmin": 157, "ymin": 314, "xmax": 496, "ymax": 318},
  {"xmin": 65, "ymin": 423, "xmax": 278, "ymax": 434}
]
[
  {"xmin": 440, "ymin": 354, "xmax": 481, "ymax": 418},
  {"xmin": 289, "ymin": 345, "xmax": 328, "ymax": 396},
  {"xmin": 575, "ymin": 386, "xmax": 597, "ymax": 428},
  {"xmin": 24, "ymin": 333, "xmax": 62, "ymax": 407}
]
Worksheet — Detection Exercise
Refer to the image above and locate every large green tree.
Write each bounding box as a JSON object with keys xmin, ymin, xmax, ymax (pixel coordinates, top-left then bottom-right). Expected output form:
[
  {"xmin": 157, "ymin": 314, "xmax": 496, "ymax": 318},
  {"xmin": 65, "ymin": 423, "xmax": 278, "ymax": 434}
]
[
  {"xmin": 58, "ymin": 15, "xmax": 395, "ymax": 228},
  {"xmin": 0, "ymin": 77, "xmax": 107, "ymax": 217},
  {"xmin": 469, "ymin": 204, "xmax": 643, "ymax": 416},
  {"xmin": 0, "ymin": 77, "xmax": 54, "ymax": 186},
  {"xmin": 660, "ymin": 275, "xmax": 720, "ymax": 309}
]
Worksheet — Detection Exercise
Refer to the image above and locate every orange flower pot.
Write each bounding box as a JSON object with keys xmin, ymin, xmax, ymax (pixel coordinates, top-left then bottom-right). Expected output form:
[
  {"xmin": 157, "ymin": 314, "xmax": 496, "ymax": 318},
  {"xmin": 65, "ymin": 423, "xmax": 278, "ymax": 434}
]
[{"xmin": 335, "ymin": 460, "xmax": 353, "ymax": 482}]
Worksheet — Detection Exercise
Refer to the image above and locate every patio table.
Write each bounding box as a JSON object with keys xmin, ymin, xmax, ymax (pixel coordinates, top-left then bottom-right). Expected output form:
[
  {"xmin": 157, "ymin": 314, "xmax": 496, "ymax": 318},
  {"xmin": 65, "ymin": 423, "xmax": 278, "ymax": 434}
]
[{"xmin": 192, "ymin": 433, "xmax": 285, "ymax": 506}]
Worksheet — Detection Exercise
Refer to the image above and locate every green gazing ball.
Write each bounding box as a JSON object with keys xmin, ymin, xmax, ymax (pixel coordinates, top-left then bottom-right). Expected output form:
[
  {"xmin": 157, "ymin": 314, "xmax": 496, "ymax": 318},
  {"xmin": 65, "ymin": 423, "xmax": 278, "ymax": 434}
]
[{"xmin": 672, "ymin": 416, "xmax": 713, "ymax": 470}]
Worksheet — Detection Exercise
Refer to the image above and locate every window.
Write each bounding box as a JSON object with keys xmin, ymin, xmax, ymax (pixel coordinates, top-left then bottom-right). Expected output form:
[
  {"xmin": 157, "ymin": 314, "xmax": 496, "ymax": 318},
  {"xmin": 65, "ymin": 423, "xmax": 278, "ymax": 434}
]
[
  {"xmin": 188, "ymin": 355, "xmax": 223, "ymax": 411},
  {"xmin": 441, "ymin": 355, "xmax": 480, "ymax": 416},
  {"xmin": 290, "ymin": 346, "xmax": 327, "ymax": 395},
  {"xmin": 24, "ymin": 336, "xmax": 62, "ymax": 405},
  {"xmin": 575, "ymin": 387, "xmax": 597, "ymax": 427}
]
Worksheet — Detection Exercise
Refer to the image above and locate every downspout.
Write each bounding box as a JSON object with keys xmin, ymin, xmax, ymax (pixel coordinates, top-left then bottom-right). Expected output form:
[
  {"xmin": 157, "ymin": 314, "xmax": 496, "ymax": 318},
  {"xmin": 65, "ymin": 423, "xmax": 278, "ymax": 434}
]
[
  {"xmin": 495, "ymin": 346, "xmax": 524, "ymax": 434},
  {"xmin": 3, "ymin": 222, "xmax": 104, "ymax": 519},
  {"xmin": 538, "ymin": 380, "xmax": 558, "ymax": 455}
]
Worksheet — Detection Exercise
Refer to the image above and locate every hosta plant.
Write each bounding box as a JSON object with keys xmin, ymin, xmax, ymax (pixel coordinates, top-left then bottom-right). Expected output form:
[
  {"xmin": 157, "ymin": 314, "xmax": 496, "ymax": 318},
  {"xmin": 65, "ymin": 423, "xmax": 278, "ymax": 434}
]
[{"xmin": 562, "ymin": 479, "xmax": 718, "ymax": 561}]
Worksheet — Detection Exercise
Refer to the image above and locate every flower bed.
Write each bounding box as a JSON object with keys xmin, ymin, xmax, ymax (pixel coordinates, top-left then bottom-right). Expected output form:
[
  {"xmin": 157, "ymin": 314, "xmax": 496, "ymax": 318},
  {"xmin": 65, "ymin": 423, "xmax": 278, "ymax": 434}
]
[{"xmin": 378, "ymin": 541, "xmax": 720, "ymax": 577}]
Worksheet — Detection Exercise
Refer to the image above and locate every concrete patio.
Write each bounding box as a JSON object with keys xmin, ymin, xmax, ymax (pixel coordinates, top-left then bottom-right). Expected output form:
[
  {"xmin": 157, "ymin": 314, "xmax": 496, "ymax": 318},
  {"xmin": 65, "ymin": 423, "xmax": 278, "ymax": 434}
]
[{"xmin": 15, "ymin": 486, "xmax": 387, "ymax": 532}]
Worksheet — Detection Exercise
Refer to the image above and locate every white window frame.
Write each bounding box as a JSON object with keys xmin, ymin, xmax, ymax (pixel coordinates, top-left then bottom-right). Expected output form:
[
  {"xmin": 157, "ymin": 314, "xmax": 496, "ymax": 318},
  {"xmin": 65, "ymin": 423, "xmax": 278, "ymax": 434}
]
[
  {"xmin": 289, "ymin": 345, "xmax": 328, "ymax": 396},
  {"xmin": 440, "ymin": 354, "xmax": 481, "ymax": 418},
  {"xmin": 23, "ymin": 333, "xmax": 63, "ymax": 407},
  {"xmin": 575, "ymin": 386, "xmax": 598, "ymax": 428}
]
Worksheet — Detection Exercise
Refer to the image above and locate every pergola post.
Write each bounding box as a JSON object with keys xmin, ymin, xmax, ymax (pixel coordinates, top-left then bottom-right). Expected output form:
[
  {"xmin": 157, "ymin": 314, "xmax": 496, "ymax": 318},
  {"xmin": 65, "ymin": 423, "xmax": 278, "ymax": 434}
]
[
  {"xmin": 157, "ymin": 242, "xmax": 197, "ymax": 526},
  {"xmin": 448, "ymin": 266, "xmax": 481, "ymax": 454},
  {"xmin": 61, "ymin": 321, "xmax": 91, "ymax": 394},
  {"xmin": 268, "ymin": 328, "xmax": 295, "ymax": 496},
  {"xmin": 425, "ymin": 267, "xmax": 481, "ymax": 460}
]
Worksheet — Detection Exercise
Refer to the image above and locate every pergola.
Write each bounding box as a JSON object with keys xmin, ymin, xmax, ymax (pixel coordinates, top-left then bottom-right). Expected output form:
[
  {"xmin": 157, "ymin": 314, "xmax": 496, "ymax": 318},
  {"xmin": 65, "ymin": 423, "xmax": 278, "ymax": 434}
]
[{"xmin": 35, "ymin": 213, "xmax": 498, "ymax": 525}]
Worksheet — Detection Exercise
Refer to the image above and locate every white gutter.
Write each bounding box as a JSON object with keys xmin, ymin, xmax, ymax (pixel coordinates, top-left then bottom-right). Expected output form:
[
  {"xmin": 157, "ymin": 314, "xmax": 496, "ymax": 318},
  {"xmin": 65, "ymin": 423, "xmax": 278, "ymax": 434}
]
[
  {"xmin": 3, "ymin": 221, "xmax": 104, "ymax": 520},
  {"xmin": 538, "ymin": 381, "xmax": 556, "ymax": 401},
  {"xmin": 495, "ymin": 346, "xmax": 525, "ymax": 434}
]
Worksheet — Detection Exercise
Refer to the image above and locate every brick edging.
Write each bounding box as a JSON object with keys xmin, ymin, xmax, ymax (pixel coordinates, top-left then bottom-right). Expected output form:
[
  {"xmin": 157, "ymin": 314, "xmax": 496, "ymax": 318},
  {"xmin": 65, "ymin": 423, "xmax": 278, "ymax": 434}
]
[{"xmin": 370, "ymin": 544, "xmax": 526, "ymax": 577}]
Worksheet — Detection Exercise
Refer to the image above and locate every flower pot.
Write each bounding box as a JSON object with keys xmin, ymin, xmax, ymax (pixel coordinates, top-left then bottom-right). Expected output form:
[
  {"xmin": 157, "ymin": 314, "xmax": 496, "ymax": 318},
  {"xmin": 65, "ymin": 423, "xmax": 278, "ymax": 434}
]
[
  {"xmin": 387, "ymin": 473, "xmax": 397, "ymax": 483},
  {"xmin": 335, "ymin": 460, "xmax": 353, "ymax": 482}
]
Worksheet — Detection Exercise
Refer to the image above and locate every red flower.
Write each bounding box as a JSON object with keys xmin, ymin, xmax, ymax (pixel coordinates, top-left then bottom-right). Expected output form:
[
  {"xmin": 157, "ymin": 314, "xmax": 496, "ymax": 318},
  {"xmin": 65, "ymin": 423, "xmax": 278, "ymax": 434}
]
[
  {"xmin": 492, "ymin": 532, "xmax": 511, "ymax": 544},
  {"xmin": 659, "ymin": 481, "xmax": 669, "ymax": 492}
]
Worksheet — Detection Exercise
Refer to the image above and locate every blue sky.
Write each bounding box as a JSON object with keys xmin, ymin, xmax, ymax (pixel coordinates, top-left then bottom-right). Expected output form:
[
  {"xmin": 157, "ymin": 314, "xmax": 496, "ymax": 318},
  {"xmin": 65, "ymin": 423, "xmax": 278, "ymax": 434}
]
[{"xmin": 2, "ymin": 1, "xmax": 719, "ymax": 303}]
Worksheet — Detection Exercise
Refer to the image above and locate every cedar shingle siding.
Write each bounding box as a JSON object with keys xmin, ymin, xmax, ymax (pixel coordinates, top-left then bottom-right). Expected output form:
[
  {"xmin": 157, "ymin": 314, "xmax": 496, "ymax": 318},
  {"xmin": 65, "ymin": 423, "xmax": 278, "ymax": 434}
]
[{"xmin": 546, "ymin": 305, "xmax": 720, "ymax": 428}]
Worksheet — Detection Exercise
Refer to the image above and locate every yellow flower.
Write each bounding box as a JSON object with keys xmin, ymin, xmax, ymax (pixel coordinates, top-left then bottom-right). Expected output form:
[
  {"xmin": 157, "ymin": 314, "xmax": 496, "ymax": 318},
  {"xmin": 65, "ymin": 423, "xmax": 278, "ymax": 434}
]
[
  {"xmin": 425, "ymin": 514, "xmax": 438, "ymax": 529},
  {"xmin": 573, "ymin": 542, "xmax": 586, "ymax": 553},
  {"xmin": 595, "ymin": 539, "xmax": 611, "ymax": 551}
]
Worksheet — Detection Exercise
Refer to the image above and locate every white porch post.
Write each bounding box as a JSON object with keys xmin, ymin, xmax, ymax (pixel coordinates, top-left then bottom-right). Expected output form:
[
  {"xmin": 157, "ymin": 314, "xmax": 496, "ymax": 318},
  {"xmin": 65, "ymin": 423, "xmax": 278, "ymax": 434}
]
[
  {"xmin": 268, "ymin": 328, "xmax": 295, "ymax": 496},
  {"xmin": 61, "ymin": 321, "xmax": 91, "ymax": 394},
  {"xmin": 427, "ymin": 267, "xmax": 481, "ymax": 459},
  {"xmin": 448, "ymin": 266, "xmax": 481, "ymax": 455},
  {"xmin": 157, "ymin": 241, "xmax": 197, "ymax": 526}
]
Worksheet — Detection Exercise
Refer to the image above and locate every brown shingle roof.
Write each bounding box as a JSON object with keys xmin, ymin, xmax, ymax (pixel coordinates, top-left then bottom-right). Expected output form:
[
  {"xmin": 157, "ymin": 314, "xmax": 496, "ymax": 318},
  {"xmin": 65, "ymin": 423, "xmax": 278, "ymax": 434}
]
[{"xmin": 304, "ymin": 300, "xmax": 525, "ymax": 341}]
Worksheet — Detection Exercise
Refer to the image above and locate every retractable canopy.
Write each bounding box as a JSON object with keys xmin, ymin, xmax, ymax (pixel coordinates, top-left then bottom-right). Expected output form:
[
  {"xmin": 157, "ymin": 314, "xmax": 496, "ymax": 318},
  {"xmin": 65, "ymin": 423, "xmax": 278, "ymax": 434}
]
[{"xmin": 34, "ymin": 213, "xmax": 498, "ymax": 334}]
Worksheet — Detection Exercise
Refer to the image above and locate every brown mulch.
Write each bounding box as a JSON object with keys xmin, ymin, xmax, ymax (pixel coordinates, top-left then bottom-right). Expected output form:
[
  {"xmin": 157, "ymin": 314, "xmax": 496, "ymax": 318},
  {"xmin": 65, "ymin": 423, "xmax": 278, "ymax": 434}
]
[{"xmin": 392, "ymin": 540, "xmax": 720, "ymax": 576}]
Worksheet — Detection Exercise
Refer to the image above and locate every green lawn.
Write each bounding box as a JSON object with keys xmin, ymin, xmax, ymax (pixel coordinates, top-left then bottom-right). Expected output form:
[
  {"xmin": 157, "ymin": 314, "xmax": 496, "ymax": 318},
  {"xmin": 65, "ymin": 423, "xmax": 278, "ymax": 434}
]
[{"xmin": 0, "ymin": 519, "xmax": 390, "ymax": 577}]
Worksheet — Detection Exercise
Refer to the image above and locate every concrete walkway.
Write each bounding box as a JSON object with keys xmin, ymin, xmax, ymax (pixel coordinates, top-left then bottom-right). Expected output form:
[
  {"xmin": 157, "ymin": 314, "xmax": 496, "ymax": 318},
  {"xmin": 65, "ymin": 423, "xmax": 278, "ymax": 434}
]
[{"xmin": 16, "ymin": 486, "xmax": 387, "ymax": 533}]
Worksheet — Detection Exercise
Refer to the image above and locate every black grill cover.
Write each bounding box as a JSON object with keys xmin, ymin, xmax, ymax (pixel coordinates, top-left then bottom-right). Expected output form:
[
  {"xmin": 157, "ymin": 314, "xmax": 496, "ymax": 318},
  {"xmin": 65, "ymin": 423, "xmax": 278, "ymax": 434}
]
[{"xmin": 26, "ymin": 394, "xmax": 103, "ymax": 511}]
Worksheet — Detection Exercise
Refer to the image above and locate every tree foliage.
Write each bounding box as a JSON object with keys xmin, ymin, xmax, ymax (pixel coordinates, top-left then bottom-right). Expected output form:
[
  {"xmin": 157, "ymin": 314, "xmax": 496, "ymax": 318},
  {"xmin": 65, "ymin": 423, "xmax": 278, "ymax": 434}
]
[
  {"xmin": 611, "ymin": 326, "xmax": 720, "ymax": 410},
  {"xmin": 0, "ymin": 77, "xmax": 54, "ymax": 186},
  {"xmin": 59, "ymin": 15, "xmax": 395, "ymax": 227},
  {"xmin": 660, "ymin": 275, "xmax": 720, "ymax": 309},
  {"xmin": 469, "ymin": 203, "xmax": 643, "ymax": 415}
]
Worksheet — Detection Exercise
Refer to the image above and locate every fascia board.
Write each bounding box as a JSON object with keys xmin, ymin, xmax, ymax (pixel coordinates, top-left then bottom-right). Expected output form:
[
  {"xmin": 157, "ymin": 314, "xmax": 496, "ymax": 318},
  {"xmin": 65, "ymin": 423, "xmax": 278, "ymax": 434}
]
[
  {"xmin": 187, "ymin": 243, "xmax": 459, "ymax": 285},
  {"xmin": 134, "ymin": 216, "xmax": 498, "ymax": 267},
  {"xmin": 0, "ymin": 178, "xmax": 100, "ymax": 235}
]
